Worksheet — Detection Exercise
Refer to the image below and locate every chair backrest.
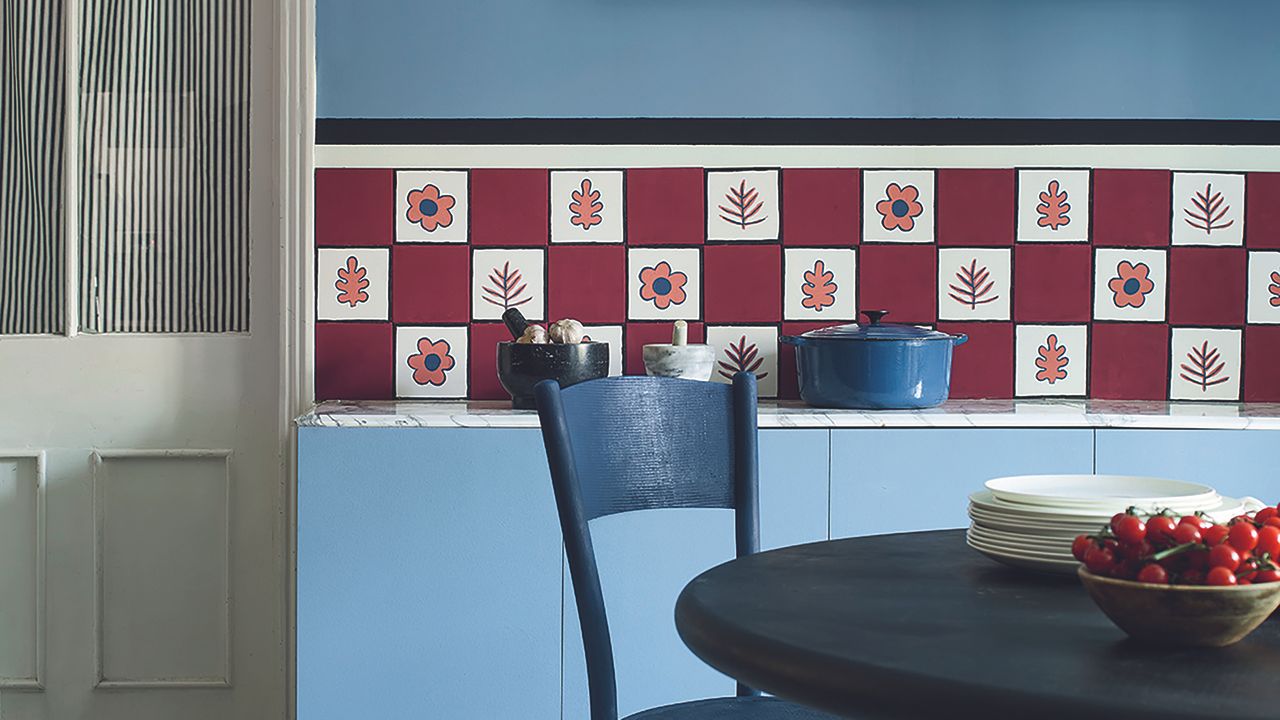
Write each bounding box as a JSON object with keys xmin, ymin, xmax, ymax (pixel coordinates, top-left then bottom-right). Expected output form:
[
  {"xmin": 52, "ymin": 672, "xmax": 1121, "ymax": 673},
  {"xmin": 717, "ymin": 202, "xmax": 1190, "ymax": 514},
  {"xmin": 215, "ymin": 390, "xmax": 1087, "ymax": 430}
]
[{"xmin": 534, "ymin": 373, "xmax": 760, "ymax": 720}]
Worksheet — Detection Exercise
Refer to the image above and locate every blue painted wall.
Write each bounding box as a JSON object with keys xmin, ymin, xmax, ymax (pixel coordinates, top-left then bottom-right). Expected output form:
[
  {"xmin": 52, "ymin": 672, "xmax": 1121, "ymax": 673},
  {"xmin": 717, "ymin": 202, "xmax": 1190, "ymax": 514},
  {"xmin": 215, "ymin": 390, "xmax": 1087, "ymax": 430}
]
[{"xmin": 316, "ymin": 0, "xmax": 1280, "ymax": 120}]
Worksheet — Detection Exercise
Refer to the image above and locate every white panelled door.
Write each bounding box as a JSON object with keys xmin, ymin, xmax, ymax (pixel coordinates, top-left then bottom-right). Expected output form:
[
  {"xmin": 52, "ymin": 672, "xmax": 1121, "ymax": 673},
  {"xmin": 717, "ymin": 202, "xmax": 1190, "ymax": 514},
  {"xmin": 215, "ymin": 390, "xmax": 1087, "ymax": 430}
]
[{"xmin": 0, "ymin": 0, "xmax": 285, "ymax": 718}]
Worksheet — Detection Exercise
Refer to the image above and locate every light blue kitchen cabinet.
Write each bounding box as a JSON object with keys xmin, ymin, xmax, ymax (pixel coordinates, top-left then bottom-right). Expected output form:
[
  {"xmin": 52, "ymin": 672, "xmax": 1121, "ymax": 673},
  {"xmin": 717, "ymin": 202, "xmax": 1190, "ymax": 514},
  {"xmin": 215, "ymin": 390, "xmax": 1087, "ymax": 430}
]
[
  {"xmin": 828, "ymin": 429, "xmax": 1096, "ymax": 538},
  {"xmin": 1095, "ymin": 430, "xmax": 1280, "ymax": 503},
  {"xmin": 560, "ymin": 429, "xmax": 830, "ymax": 720},
  {"xmin": 297, "ymin": 428, "xmax": 563, "ymax": 720}
]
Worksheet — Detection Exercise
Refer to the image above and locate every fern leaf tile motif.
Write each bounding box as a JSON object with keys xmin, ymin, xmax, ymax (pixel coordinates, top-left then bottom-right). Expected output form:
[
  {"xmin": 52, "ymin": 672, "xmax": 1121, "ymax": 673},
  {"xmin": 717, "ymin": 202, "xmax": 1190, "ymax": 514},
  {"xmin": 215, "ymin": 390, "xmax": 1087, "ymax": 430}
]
[
  {"xmin": 1183, "ymin": 183, "xmax": 1234, "ymax": 235},
  {"xmin": 569, "ymin": 178, "xmax": 604, "ymax": 230},
  {"xmin": 947, "ymin": 259, "xmax": 999, "ymax": 309},
  {"xmin": 1179, "ymin": 340, "xmax": 1230, "ymax": 391},
  {"xmin": 718, "ymin": 179, "xmax": 767, "ymax": 229},
  {"xmin": 717, "ymin": 335, "xmax": 768, "ymax": 381},
  {"xmin": 482, "ymin": 261, "xmax": 531, "ymax": 310},
  {"xmin": 1036, "ymin": 180, "xmax": 1070, "ymax": 230},
  {"xmin": 1034, "ymin": 334, "xmax": 1069, "ymax": 384},
  {"xmin": 335, "ymin": 256, "xmax": 370, "ymax": 307}
]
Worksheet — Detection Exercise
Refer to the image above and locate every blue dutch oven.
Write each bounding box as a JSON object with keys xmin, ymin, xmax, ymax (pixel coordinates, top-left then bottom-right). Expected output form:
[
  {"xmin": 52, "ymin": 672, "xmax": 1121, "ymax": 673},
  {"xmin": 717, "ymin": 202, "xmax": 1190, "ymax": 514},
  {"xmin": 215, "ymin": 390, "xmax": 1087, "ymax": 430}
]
[{"xmin": 779, "ymin": 310, "xmax": 968, "ymax": 409}]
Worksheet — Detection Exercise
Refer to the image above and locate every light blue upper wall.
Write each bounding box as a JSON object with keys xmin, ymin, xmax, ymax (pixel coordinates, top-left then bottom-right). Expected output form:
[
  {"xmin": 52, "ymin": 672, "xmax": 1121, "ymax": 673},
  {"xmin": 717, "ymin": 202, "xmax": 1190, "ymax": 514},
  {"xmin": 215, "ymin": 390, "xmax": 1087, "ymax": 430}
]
[{"xmin": 316, "ymin": 0, "xmax": 1280, "ymax": 120}]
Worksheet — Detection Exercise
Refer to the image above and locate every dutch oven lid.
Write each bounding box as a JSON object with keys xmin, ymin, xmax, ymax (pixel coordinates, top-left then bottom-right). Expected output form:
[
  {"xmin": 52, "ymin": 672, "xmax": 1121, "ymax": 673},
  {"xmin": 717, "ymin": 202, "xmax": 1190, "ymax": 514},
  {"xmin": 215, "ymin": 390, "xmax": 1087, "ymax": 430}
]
[{"xmin": 800, "ymin": 310, "xmax": 955, "ymax": 341}]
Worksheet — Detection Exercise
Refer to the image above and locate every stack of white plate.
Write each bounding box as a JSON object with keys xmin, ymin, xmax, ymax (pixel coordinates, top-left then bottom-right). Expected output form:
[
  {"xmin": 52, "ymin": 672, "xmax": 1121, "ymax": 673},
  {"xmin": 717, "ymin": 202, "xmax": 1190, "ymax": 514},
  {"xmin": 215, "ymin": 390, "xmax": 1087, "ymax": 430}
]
[{"xmin": 967, "ymin": 474, "xmax": 1263, "ymax": 574}]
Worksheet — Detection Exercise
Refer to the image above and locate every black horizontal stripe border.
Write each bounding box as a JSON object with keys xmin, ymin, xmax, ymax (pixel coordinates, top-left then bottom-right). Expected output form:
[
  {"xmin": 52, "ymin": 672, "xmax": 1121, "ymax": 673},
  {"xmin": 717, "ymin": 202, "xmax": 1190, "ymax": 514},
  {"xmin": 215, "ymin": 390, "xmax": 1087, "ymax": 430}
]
[{"xmin": 316, "ymin": 118, "xmax": 1280, "ymax": 146}]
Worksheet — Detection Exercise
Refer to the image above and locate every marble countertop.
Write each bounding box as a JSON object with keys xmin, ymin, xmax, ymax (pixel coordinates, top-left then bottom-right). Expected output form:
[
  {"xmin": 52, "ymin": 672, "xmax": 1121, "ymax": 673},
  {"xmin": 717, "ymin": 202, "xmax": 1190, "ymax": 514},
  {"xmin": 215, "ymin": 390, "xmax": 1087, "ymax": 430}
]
[{"xmin": 298, "ymin": 399, "xmax": 1280, "ymax": 430}]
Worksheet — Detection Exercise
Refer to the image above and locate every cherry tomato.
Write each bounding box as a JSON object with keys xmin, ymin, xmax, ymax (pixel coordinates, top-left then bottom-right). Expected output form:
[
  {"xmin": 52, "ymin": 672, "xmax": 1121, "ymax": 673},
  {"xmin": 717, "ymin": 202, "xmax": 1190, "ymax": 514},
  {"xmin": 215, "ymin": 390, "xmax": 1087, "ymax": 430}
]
[
  {"xmin": 1172, "ymin": 522, "xmax": 1202, "ymax": 545},
  {"xmin": 1136, "ymin": 563, "xmax": 1169, "ymax": 584},
  {"xmin": 1207, "ymin": 566, "xmax": 1238, "ymax": 586},
  {"xmin": 1187, "ymin": 549, "xmax": 1209, "ymax": 570},
  {"xmin": 1257, "ymin": 525, "xmax": 1280, "ymax": 558},
  {"xmin": 1146, "ymin": 515, "xmax": 1178, "ymax": 544},
  {"xmin": 1202, "ymin": 524, "xmax": 1230, "ymax": 546},
  {"xmin": 1254, "ymin": 569, "xmax": 1280, "ymax": 583},
  {"xmin": 1179, "ymin": 515, "xmax": 1208, "ymax": 529},
  {"xmin": 1209, "ymin": 543, "xmax": 1242, "ymax": 571},
  {"xmin": 1238, "ymin": 577, "xmax": 1253, "ymax": 585},
  {"xmin": 1256, "ymin": 507, "xmax": 1278, "ymax": 523},
  {"xmin": 1266, "ymin": 517, "xmax": 1280, "ymax": 529},
  {"xmin": 1111, "ymin": 512, "xmax": 1129, "ymax": 529},
  {"xmin": 1229, "ymin": 522, "xmax": 1260, "ymax": 553},
  {"xmin": 1112, "ymin": 515, "xmax": 1147, "ymax": 545},
  {"xmin": 1084, "ymin": 545, "xmax": 1116, "ymax": 575},
  {"xmin": 1072, "ymin": 535, "xmax": 1093, "ymax": 562}
]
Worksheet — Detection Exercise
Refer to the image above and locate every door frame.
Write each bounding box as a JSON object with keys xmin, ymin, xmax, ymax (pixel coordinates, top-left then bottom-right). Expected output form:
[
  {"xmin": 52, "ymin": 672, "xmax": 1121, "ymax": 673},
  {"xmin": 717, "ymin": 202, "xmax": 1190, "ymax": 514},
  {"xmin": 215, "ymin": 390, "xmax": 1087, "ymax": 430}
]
[{"xmin": 277, "ymin": 0, "xmax": 316, "ymax": 717}]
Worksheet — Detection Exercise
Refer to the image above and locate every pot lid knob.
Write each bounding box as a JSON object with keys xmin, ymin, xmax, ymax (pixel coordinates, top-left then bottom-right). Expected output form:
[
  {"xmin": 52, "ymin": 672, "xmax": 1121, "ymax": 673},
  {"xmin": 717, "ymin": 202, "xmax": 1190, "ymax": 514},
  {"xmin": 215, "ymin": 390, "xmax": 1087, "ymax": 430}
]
[{"xmin": 861, "ymin": 309, "xmax": 889, "ymax": 325}]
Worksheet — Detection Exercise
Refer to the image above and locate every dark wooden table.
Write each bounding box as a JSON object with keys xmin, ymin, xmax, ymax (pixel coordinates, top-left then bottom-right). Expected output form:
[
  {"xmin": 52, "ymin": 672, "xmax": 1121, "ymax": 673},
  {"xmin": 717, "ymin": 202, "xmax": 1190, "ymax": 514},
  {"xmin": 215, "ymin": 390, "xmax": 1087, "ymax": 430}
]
[{"xmin": 675, "ymin": 529, "xmax": 1280, "ymax": 720}]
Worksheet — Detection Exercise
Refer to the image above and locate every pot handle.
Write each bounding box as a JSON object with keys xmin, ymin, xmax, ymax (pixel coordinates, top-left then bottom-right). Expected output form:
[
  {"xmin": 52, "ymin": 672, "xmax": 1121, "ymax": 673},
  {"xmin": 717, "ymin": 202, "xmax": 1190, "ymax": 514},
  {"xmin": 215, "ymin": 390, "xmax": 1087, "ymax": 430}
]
[
  {"xmin": 779, "ymin": 335, "xmax": 804, "ymax": 346},
  {"xmin": 861, "ymin": 309, "xmax": 889, "ymax": 325},
  {"xmin": 952, "ymin": 333, "xmax": 969, "ymax": 346}
]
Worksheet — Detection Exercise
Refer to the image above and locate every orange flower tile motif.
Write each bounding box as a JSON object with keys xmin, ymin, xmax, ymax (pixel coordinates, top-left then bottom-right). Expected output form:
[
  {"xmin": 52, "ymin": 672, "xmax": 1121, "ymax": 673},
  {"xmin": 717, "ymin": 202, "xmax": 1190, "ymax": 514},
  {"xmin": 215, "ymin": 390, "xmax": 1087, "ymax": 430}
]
[
  {"xmin": 875, "ymin": 183, "xmax": 924, "ymax": 232},
  {"xmin": 405, "ymin": 184, "xmax": 456, "ymax": 232},
  {"xmin": 407, "ymin": 337, "xmax": 455, "ymax": 386},
  {"xmin": 1108, "ymin": 261, "xmax": 1156, "ymax": 308},
  {"xmin": 800, "ymin": 260, "xmax": 837, "ymax": 311},
  {"xmin": 638, "ymin": 261, "xmax": 688, "ymax": 310}
]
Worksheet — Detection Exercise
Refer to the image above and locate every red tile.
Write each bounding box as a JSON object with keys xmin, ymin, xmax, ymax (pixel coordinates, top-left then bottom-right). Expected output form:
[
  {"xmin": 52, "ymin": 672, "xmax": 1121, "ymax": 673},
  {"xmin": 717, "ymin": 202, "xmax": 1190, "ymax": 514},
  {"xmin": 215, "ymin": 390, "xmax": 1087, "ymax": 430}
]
[
  {"xmin": 625, "ymin": 322, "xmax": 704, "ymax": 375},
  {"xmin": 1167, "ymin": 247, "xmax": 1246, "ymax": 325},
  {"xmin": 1246, "ymin": 172, "xmax": 1280, "ymax": 248},
  {"xmin": 315, "ymin": 169, "xmax": 393, "ymax": 247},
  {"xmin": 470, "ymin": 169, "xmax": 549, "ymax": 246},
  {"xmin": 627, "ymin": 168, "xmax": 704, "ymax": 246},
  {"xmin": 1090, "ymin": 323, "xmax": 1170, "ymax": 400},
  {"xmin": 1093, "ymin": 170, "xmax": 1172, "ymax": 247},
  {"xmin": 547, "ymin": 245, "xmax": 626, "ymax": 323},
  {"xmin": 469, "ymin": 323, "xmax": 512, "ymax": 401},
  {"xmin": 858, "ymin": 245, "xmax": 937, "ymax": 323},
  {"xmin": 936, "ymin": 169, "xmax": 1015, "ymax": 246},
  {"xmin": 1244, "ymin": 326, "xmax": 1280, "ymax": 401},
  {"xmin": 782, "ymin": 169, "xmax": 859, "ymax": 246},
  {"xmin": 703, "ymin": 245, "xmax": 782, "ymax": 323},
  {"xmin": 936, "ymin": 322, "xmax": 1013, "ymax": 399},
  {"xmin": 1013, "ymin": 244, "xmax": 1093, "ymax": 322},
  {"xmin": 390, "ymin": 245, "xmax": 470, "ymax": 324},
  {"xmin": 778, "ymin": 322, "xmax": 833, "ymax": 400},
  {"xmin": 315, "ymin": 323, "xmax": 393, "ymax": 400}
]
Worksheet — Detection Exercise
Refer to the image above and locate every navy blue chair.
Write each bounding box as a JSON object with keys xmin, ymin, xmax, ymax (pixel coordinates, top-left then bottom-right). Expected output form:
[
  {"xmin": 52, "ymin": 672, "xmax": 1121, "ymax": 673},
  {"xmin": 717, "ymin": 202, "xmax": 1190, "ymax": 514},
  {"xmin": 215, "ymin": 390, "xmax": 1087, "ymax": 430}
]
[{"xmin": 534, "ymin": 373, "xmax": 839, "ymax": 720}]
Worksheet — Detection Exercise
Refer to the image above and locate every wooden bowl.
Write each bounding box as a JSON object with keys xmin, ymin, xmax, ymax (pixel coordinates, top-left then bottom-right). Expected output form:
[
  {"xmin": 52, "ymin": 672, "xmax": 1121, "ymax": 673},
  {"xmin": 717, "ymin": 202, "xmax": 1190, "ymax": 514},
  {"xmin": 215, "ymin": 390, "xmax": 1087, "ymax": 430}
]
[{"xmin": 1078, "ymin": 567, "xmax": 1280, "ymax": 647}]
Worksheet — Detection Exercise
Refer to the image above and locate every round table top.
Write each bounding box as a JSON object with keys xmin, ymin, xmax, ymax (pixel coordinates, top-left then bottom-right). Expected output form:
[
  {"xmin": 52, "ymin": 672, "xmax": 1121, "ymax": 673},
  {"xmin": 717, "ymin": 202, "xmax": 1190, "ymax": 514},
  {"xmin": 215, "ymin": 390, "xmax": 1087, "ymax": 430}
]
[{"xmin": 675, "ymin": 529, "xmax": 1280, "ymax": 720}]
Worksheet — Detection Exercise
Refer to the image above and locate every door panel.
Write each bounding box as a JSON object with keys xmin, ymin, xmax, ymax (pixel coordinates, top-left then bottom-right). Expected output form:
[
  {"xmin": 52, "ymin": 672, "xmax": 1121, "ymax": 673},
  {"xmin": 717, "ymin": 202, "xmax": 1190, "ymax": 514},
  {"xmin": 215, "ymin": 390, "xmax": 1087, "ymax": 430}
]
[
  {"xmin": 1095, "ymin": 430, "xmax": 1280, "ymax": 501},
  {"xmin": 0, "ymin": 453, "xmax": 42, "ymax": 689}
]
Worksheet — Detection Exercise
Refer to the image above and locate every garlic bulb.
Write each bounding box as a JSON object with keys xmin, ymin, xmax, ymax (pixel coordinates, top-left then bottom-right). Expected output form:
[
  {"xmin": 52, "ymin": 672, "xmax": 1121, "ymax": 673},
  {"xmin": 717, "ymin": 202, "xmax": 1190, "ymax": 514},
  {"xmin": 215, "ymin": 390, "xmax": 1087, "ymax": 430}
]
[
  {"xmin": 548, "ymin": 318, "xmax": 585, "ymax": 344},
  {"xmin": 516, "ymin": 325, "xmax": 548, "ymax": 344}
]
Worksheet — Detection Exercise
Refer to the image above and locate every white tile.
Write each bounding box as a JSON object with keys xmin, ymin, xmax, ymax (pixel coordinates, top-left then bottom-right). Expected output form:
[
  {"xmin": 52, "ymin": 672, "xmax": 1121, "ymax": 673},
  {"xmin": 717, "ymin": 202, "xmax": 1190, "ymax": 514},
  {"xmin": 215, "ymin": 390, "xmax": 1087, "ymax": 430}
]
[
  {"xmin": 1017, "ymin": 169, "xmax": 1090, "ymax": 243},
  {"xmin": 1247, "ymin": 251, "xmax": 1280, "ymax": 324},
  {"xmin": 395, "ymin": 170, "xmax": 468, "ymax": 242},
  {"xmin": 783, "ymin": 248, "xmax": 856, "ymax": 321},
  {"xmin": 706, "ymin": 325, "xmax": 779, "ymax": 398},
  {"xmin": 1170, "ymin": 327, "xmax": 1241, "ymax": 401},
  {"xmin": 472, "ymin": 248, "xmax": 545, "ymax": 321},
  {"xmin": 1093, "ymin": 248, "xmax": 1167, "ymax": 322},
  {"xmin": 1015, "ymin": 325, "xmax": 1088, "ymax": 397},
  {"xmin": 627, "ymin": 248, "xmax": 701, "ymax": 320},
  {"xmin": 1172, "ymin": 172, "xmax": 1245, "ymax": 246},
  {"xmin": 706, "ymin": 170, "xmax": 780, "ymax": 241},
  {"xmin": 937, "ymin": 248, "xmax": 1011, "ymax": 321},
  {"xmin": 395, "ymin": 326, "xmax": 469, "ymax": 398},
  {"xmin": 316, "ymin": 248, "xmax": 389, "ymax": 321},
  {"xmin": 862, "ymin": 170, "xmax": 935, "ymax": 243},
  {"xmin": 550, "ymin": 170, "xmax": 624, "ymax": 243},
  {"xmin": 581, "ymin": 325, "xmax": 624, "ymax": 376}
]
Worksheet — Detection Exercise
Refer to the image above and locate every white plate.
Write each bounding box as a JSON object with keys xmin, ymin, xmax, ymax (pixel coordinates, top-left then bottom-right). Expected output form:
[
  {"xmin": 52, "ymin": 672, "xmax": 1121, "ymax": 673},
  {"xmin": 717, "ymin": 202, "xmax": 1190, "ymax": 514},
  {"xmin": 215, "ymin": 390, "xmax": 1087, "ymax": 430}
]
[
  {"xmin": 984, "ymin": 474, "xmax": 1217, "ymax": 511},
  {"xmin": 966, "ymin": 537, "xmax": 1079, "ymax": 575},
  {"xmin": 967, "ymin": 509, "xmax": 1100, "ymax": 535},
  {"xmin": 968, "ymin": 525, "xmax": 1079, "ymax": 547},
  {"xmin": 967, "ymin": 531, "xmax": 1073, "ymax": 558},
  {"xmin": 968, "ymin": 490, "xmax": 1236, "ymax": 520}
]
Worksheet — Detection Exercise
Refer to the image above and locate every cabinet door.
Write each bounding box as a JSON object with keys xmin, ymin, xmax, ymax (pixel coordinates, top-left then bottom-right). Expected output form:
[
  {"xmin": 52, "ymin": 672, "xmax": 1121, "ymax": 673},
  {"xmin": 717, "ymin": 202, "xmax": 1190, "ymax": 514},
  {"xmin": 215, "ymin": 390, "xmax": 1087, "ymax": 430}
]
[
  {"xmin": 1095, "ymin": 430, "xmax": 1280, "ymax": 502},
  {"xmin": 561, "ymin": 429, "xmax": 829, "ymax": 719},
  {"xmin": 829, "ymin": 429, "xmax": 1095, "ymax": 537},
  {"xmin": 297, "ymin": 428, "xmax": 563, "ymax": 720}
]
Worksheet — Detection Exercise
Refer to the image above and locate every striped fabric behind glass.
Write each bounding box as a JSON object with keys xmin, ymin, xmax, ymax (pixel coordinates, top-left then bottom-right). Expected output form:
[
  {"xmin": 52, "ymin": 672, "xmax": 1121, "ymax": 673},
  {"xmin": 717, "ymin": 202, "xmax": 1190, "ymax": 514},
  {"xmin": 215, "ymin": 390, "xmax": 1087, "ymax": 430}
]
[
  {"xmin": 78, "ymin": 0, "xmax": 249, "ymax": 333},
  {"xmin": 0, "ymin": 0, "xmax": 66, "ymax": 335}
]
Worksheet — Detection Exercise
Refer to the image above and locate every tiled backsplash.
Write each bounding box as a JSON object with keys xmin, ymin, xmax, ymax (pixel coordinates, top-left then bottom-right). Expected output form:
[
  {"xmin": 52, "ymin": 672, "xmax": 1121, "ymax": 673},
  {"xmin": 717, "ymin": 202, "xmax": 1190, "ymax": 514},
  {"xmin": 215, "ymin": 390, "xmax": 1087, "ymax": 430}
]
[{"xmin": 314, "ymin": 166, "xmax": 1280, "ymax": 402}]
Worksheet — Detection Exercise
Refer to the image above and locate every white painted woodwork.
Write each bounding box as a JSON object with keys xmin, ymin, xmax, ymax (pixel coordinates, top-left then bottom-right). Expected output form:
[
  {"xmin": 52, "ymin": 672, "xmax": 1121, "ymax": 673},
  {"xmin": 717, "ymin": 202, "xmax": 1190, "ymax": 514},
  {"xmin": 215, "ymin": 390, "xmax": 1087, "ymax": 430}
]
[{"xmin": 0, "ymin": 454, "xmax": 42, "ymax": 689}]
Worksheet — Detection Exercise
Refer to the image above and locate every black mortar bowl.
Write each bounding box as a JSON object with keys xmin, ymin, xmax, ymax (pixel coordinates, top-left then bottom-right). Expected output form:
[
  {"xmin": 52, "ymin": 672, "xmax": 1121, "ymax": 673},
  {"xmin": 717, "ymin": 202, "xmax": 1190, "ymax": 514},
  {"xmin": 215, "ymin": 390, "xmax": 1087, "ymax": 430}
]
[{"xmin": 496, "ymin": 341, "xmax": 610, "ymax": 409}]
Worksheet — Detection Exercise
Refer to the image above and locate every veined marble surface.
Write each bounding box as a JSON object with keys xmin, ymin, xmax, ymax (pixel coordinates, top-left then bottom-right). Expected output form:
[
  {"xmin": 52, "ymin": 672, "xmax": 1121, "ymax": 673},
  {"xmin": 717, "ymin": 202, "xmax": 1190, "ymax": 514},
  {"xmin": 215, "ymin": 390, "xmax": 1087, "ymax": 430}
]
[{"xmin": 298, "ymin": 399, "xmax": 1280, "ymax": 430}]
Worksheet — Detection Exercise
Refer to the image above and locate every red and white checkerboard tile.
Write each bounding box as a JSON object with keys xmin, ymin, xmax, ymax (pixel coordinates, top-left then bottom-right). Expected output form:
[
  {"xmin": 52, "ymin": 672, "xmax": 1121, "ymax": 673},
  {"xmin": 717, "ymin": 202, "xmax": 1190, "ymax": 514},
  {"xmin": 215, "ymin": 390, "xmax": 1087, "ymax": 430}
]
[{"xmin": 313, "ymin": 166, "xmax": 1280, "ymax": 403}]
